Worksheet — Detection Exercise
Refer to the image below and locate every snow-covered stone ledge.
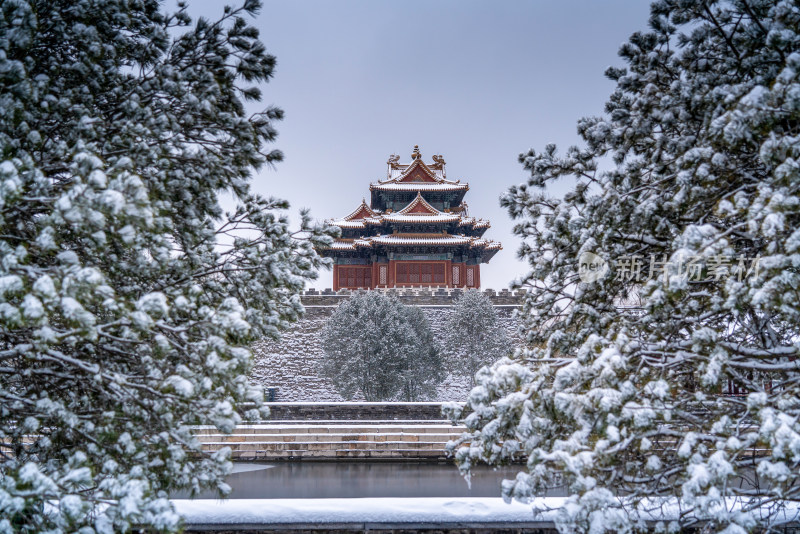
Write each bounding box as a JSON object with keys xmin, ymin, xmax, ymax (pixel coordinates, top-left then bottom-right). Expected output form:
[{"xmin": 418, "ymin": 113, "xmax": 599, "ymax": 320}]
[
  {"xmin": 174, "ymin": 497, "xmax": 551, "ymax": 531},
  {"xmin": 175, "ymin": 497, "xmax": 800, "ymax": 532},
  {"xmin": 241, "ymin": 401, "xmax": 462, "ymax": 421}
]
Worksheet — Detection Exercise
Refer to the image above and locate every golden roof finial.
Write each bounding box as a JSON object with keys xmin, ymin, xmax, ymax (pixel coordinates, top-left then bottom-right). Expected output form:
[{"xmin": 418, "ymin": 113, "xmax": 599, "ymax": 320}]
[{"xmin": 412, "ymin": 145, "xmax": 421, "ymax": 160}]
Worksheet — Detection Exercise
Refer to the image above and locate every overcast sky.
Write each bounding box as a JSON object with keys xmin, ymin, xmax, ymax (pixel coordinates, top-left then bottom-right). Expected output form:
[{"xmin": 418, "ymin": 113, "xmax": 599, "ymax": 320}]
[{"xmin": 186, "ymin": 0, "xmax": 653, "ymax": 290}]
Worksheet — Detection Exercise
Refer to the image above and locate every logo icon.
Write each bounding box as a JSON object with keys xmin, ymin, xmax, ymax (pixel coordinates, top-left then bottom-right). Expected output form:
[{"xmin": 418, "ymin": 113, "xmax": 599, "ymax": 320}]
[{"xmin": 578, "ymin": 252, "xmax": 608, "ymax": 283}]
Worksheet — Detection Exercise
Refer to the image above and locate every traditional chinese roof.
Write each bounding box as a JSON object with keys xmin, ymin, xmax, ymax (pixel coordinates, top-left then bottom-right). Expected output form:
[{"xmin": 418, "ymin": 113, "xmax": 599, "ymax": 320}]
[
  {"xmin": 458, "ymin": 216, "xmax": 491, "ymax": 229},
  {"xmin": 328, "ymin": 241, "xmax": 359, "ymax": 250},
  {"xmin": 470, "ymin": 238, "xmax": 502, "ymax": 250},
  {"xmin": 370, "ymin": 146, "xmax": 468, "ymax": 193},
  {"xmin": 330, "ymin": 192, "xmax": 481, "ymax": 228},
  {"xmin": 398, "ymin": 192, "xmax": 448, "ymax": 215},
  {"xmin": 344, "ymin": 199, "xmax": 376, "ymax": 220},
  {"xmin": 323, "ymin": 232, "xmax": 501, "ymax": 252},
  {"xmin": 371, "ymin": 233, "xmax": 474, "ymax": 246},
  {"xmin": 321, "ymin": 147, "xmax": 501, "ymax": 261},
  {"xmin": 381, "ymin": 214, "xmax": 460, "ymax": 225},
  {"xmin": 328, "ymin": 199, "xmax": 379, "ymax": 229},
  {"xmin": 370, "ymin": 182, "xmax": 468, "ymax": 192}
]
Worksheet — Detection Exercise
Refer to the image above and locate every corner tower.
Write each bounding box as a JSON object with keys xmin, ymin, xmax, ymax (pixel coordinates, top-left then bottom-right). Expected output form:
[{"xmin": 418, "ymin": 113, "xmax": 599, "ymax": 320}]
[{"xmin": 321, "ymin": 146, "xmax": 501, "ymax": 290}]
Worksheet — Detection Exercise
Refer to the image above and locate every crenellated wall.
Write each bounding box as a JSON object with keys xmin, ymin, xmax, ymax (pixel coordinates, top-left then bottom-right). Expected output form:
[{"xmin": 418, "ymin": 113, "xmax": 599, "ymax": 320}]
[
  {"xmin": 249, "ymin": 289, "xmax": 523, "ymax": 402},
  {"xmin": 299, "ymin": 287, "xmax": 525, "ymax": 306}
]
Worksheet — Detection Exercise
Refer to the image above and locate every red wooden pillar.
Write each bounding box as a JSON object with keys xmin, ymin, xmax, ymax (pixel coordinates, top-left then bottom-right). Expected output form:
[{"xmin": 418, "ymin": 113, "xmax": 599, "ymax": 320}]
[
  {"xmin": 332, "ymin": 265, "xmax": 340, "ymax": 291},
  {"xmin": 388, "ymin": 259, "xmax": 396, "ymax": 288}
]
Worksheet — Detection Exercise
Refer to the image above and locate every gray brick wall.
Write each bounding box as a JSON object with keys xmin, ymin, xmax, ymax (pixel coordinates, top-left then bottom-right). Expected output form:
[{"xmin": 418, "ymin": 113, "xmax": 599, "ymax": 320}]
[{"xmin": 249, "ymin": 290, "xmax": 522, "ymax": 402}]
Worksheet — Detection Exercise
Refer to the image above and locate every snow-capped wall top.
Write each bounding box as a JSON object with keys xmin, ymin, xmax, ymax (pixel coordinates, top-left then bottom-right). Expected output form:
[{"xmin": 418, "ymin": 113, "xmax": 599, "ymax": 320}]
[{"xmin": 299, "ymin": 287, "xmax": 524, "ymax": 307}]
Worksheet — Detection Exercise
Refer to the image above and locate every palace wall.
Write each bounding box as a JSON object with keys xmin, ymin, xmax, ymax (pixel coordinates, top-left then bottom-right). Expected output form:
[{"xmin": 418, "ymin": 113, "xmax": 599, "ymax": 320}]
[{"xmin": 250, "ymin": 288, "xmax": 524, "ymax": 402}]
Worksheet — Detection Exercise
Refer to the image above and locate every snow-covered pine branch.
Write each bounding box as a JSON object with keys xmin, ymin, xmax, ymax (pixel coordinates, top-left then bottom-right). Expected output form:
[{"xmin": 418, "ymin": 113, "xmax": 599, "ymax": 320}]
[
  {"xmin": 0, "ymin": 0, "xmax": 336, "ymax": 531},
  {"xmin": 449, "ymin": 2, "xmax": 800, "ymax": 533}
]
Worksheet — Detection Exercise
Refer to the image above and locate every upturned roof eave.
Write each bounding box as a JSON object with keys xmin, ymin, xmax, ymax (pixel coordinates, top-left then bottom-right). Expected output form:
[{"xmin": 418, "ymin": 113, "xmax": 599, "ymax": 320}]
[{"xmin": 369, "ymin": 182, "xmax": 469, "ymax": 192}]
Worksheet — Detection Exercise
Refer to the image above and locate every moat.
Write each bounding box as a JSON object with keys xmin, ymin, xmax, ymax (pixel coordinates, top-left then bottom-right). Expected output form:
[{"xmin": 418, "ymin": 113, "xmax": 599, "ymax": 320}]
[{"xmin": 174, "ymin": 461, "xmax": 567, "ymax": 499}]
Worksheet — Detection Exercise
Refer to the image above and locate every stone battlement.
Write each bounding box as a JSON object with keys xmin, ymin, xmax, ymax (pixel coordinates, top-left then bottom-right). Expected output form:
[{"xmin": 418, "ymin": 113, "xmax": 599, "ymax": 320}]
[{"xmin": 301, "ymin": 287, "xmax": 524, "ymax": 307}]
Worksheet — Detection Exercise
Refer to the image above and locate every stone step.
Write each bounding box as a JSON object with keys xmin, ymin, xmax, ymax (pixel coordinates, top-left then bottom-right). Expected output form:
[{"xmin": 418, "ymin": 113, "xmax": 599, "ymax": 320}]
[
  {"xmin": 237, "ymin": 419, "xmax": 455, "ymax": 425},
  {"xmin": 230, "ymin": 448, "xmax": 449, "ymax": 460},
  {"xmin": 194, "ymin": 422, "xmax": 467, "ymax": 460},
  {"xmin": 196, "ymin": 433, "xmax": 460, "ymax": 443},
  {"xmin": 201, "ymin": 441, "xmax": 453, "ymax": 452},
  {"xmin": 193, "ymin": 424, "xmax": 465, "ymax": 436}
]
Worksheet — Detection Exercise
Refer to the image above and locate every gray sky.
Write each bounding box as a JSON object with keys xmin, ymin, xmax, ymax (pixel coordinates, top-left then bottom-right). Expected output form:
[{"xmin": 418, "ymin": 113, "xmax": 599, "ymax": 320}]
[{"xmin": 187, "ymin": 0, "xmax": 653, "ymax": 290}]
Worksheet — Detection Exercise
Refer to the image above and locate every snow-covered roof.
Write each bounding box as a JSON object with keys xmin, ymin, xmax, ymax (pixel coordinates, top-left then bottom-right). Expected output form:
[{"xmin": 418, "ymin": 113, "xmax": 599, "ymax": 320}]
[
  {"xmin": 329, "ymin": 212, "xmax": 484, "ymax": 229},
  {"xmin": 330, "ymin": 220, "xmax": 366, "ymax": 229},
  {"xmin": 323, "ymin": 233, "xmax": 501, "ymax": 252},
  {"xmin": 373, "ymin": 147, "xmax": 467, "ymax": 191},
  {"xmin": 331, "ymin": 194, "xmax": 489, "ymax": 228},
  {"xmin": 321, "ymin": 148, "xmax": 501, "ymax": 256},
  {"xmin": 343, "ymin": 199, "xmax": 376, "ymax": 220},
  {"xmin": 327, "ymin": 241, "xmax": 358, "ymax": 250},
  {"xmin": 328, "ymin": 199, "xmax": 377, "ymax": 227},
  {"xmin": 382, "ymin": 213, "xmax": 460, "ymax": 223},
  {"xmin": 397, "ymin": 192, "xmax": 445, "ymax": 216},
  {"xmin": 387, "ymin": 166, "xmax": 445, "ymax": 180},
  {"xmin": 327, "ymin": 199, "xmax": 382, "ymax": 229},
  {"xmin": 370, "ymin": 182, "xmax": 468, "ymax": 192},
  {"xmin": 458, "ymin": 217, "xmax": 490, "ymax": 229},
  {"xmin": 469, "ymin": 238, "xmax": 501, "ymax": 250},
  {"xmin": 371, "ymin": 234, "xmax": 474, "ymax": 246},
  {"xmin": 389, "ymin": 156, "xmax": 440, "ymax": 182}
]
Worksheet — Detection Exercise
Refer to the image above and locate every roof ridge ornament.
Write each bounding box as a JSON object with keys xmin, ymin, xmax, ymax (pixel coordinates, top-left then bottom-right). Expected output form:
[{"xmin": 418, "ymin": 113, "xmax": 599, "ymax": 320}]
[
  {"xmin": 411, "ymin": 145, "xmax": 421, "ymax": 160},
  {"xmin": 431, "ymin": 154, "xmax": 446, "ymax": 178}
]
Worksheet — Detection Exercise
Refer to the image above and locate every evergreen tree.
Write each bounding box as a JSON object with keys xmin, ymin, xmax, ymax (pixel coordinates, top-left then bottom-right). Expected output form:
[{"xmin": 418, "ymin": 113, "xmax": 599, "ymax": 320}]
[
  {"xmin": 401, "ymin": 306, "xmax": 443, "ymax": 401},
  {"xmin": 0, "ymin": 0, "xmax": 334, "ymax": 531},
  {"xmin": 447, "ymin": 2, "xmax": 800, "ymax": 532},
  {"xmin": 320, "ymin": 291, "xmax": 442, "ymax": 401},
  {"xmin": 443, "ymin": 289, "xmax": 512, "ymax": 385}
]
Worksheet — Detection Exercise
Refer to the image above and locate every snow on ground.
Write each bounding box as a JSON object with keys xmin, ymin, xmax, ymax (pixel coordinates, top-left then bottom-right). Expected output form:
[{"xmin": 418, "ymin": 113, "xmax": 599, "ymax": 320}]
[
  {"xmin": 250, "ymin": 306, "xmax": 519, "ymax": 402},
  {"xmin": 174, "ymin": 497, "xmax": 543, "ymax": 525}
]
